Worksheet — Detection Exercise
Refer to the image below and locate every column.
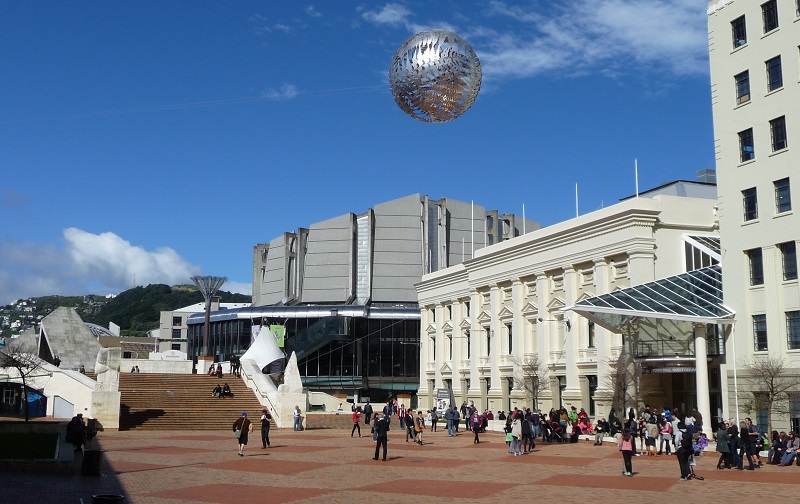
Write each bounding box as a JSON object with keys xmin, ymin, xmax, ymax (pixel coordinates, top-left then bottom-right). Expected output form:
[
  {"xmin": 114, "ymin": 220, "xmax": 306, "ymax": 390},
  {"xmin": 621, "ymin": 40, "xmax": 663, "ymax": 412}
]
[
  {"xmin": 562, "ymin": 267, "xmax": 582, "ymax": 406},
  {"xmin": 694, "ymin": 323, "xmax": 711, "ymax": 432}
]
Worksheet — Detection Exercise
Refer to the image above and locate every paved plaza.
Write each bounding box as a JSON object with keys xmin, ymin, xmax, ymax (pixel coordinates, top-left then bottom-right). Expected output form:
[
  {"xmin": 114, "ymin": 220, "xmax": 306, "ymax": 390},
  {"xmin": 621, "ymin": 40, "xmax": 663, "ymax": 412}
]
[{"xmin": 3, "ymin": 425, "xmax": 799, "ymax": 503}]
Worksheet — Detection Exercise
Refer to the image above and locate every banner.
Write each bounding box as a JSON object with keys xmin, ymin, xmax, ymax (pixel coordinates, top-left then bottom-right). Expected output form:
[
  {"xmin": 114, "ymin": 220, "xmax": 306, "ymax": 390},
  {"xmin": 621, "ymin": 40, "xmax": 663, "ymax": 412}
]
[
  {"xmin": 436, "ymin": 388, "xmax": 455, "ymax": 417},
  {"xmin": 269, "ymin": 325, "xmax": 285, "ymax": 348}
]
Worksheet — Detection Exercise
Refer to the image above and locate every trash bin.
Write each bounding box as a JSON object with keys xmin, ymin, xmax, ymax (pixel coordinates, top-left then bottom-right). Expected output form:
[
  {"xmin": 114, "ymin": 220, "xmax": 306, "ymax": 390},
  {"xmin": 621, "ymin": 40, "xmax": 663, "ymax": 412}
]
[
  {"xmin": 82, "ymin": 449, "xmax": 103, "ymax": 476},
  {"xmin": 92, "ymin": 495, "xmax": 125, "ymax": 504}
]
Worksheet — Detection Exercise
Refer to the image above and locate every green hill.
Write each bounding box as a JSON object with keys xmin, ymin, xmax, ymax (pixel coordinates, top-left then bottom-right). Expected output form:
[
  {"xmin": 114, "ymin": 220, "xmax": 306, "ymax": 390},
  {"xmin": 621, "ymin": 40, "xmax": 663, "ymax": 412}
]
[{"xmin": 83, "ymin": 284, "xmax": 250, "ymax": 334}]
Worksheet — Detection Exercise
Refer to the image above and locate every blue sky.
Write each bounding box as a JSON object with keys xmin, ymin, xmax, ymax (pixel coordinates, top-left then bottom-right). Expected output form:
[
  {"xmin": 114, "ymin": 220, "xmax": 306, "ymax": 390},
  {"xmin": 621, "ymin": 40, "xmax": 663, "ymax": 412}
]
[{"xmin": 0, "ymin": 1, "xmax": 713, "ymax": 304}]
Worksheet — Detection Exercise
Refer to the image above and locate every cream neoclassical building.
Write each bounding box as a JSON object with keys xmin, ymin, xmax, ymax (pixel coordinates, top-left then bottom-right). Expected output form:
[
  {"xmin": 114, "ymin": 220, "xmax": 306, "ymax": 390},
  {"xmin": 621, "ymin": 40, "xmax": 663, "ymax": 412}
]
[{"xmin": 415, "ymin": 185, "xmax": 725, "ymax": 423}]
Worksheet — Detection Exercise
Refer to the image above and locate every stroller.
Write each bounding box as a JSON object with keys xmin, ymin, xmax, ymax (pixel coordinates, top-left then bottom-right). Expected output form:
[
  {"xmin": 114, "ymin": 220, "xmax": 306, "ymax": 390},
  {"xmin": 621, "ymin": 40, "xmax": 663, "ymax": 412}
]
[
  {"xmin": 549, "ymin": 421, "xmax": 566, "ymax": 443},
  {"xmin": 688, "ymin": 448, "xmax": 704, "ymax": 480}
]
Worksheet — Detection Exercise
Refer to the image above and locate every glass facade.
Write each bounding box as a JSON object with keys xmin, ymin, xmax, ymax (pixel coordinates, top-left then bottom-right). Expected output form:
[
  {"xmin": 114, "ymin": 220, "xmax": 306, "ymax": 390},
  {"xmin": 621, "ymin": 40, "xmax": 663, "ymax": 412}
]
[{"xmin": 188, "ymin": 311, "xmax": 420, "ymax": 401}]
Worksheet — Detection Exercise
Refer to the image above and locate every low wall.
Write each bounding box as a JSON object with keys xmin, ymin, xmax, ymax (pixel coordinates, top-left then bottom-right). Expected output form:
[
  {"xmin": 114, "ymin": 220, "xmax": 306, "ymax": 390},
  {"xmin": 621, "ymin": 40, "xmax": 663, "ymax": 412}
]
[
  {"xmin": 0, "ymin": 420, "xmax": 74, "ymax": 473},
  {"xmin": 122, "ymin": 358, "xmax": 193, "ymax": 374}
]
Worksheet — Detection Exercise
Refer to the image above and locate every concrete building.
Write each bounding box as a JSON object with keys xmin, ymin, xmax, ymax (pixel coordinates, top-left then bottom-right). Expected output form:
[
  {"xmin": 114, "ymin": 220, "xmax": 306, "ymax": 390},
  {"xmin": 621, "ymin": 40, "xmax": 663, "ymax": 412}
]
[
  {"xmin": 157, "ymin": 301, "xmax": 249, "ymax": 355},
  {"xmin": 708, "ymin": 0, "xmax": 800, "ymax": 433},
  {"xmin": 415, "ymin": 185, "xmax": 723, "ymax": 421},
  {"xmin": 189, "ymin": 194, "xmax": 538, "ymax": 404}
]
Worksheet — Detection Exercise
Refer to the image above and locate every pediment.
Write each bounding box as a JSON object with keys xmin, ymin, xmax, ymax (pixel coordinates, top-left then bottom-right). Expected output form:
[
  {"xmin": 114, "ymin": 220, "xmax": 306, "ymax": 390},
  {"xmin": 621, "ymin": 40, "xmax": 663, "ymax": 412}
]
[
  {"xmin": 575, "ymin": 291, "xmax": 596, "ymax": 303},
  {"xmin": 521, "ymin": 301, "xmax": 538, "ymax": 317},
  {"xmin": 441, "ymin": 321, "xmax": 454, "ymax": 332},
  {"xmin": 476, "ymin": 310, "xmax": 492, "ymax": 323},
  {"xmin": 546, "ymin": 296, "xmax": 565, "ymax": 311},
  {"xmin": 498, "ymin": 306, "xmax": 514, "ymax": 320},
  {"xmin": 440, "ymin": 362, "xmax": 452, "ymax": 374},
  {"xmin": 426, "ymin": 323, "xmax": 437, "ymax": 334},
  {"xmin": 459, "ymin": 319, "xmax": 473, "ymax": 330}
]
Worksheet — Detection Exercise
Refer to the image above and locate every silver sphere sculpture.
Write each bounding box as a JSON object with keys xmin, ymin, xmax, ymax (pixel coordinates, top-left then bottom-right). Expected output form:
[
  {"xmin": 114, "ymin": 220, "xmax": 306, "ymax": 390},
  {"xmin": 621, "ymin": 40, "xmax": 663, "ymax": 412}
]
[{"xmin": 389, "ymin": 30, "xmax": 482, "ymax": 123}]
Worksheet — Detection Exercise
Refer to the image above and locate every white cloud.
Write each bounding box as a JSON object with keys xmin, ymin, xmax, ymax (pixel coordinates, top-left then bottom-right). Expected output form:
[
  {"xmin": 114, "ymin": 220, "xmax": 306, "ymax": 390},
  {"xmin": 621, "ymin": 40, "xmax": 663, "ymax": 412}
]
[
  {"xmin": 306, "ymin": 5, "xmax": 322, "ymax": 18},
  {"xmin": 0, "ymin": 228, "xmax": 205, "ymax": 304},
  {"xmin": 477, "ymin": 0, "xmax": 708, "ymax": 81},
  {"xmin": 225, "ymin": 281, "xmax": 253, "ymax": 296},
  {"xmin": 261, "ymin": 83, "xmax": 299, "ymax": 100},
  {"xmin": 361, "ymin": 3, "xmax": 411, "ymax": 26}
]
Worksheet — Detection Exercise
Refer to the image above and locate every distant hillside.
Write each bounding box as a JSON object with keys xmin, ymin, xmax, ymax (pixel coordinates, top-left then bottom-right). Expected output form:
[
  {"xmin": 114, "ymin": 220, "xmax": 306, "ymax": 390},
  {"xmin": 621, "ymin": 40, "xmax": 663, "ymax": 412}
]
[{"xmin": 83, "ymin": 284, "xmax": 250, "ymax": 334}]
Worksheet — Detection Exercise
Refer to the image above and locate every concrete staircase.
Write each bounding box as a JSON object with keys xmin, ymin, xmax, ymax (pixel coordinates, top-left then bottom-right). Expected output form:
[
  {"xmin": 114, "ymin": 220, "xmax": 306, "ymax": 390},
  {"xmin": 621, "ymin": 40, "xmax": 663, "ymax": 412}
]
[{"xmin": 118, "ymin": 373, "xmax": 265, "ymax": 431}]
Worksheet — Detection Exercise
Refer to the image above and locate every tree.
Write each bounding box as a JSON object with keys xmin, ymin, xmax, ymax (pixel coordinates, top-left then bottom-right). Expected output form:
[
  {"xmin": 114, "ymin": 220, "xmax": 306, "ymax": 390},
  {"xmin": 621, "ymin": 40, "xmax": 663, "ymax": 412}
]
[
  {"xmin": 603, "ymin": 350, "xmax": 641, "ymax": 417},
  {"xmin": 513, "ymin": 354, "xmax": 549, "ymax": 409},
  {"xmin": 740, "ymin": 356, "xmax": 799, "ymax": 435},
  {"xmin": 0, "ymin": 345, "xmax": 46, "ymax": 422}
]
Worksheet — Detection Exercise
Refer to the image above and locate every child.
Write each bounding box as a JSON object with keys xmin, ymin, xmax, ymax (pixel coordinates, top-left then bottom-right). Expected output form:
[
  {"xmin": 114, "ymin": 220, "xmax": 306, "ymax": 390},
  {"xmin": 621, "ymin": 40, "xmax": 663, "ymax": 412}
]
[
  {"xmin": 695, "ymin": 431, "xmax": 709, "ymax": 456},
  {"xmin": 619, "ymin": 429, "xmax": 634, "ymax": 476}
]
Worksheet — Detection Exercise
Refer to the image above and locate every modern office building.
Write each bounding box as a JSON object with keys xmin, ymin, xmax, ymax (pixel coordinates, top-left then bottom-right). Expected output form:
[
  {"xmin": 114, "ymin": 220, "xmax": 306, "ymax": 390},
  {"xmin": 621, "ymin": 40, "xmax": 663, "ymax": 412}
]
[
  {"xmin": 157, "ymin": 301, "xmax": 249, "ymax": 355},
  {"xmin": 188, "ymin": 194, "xmax": 539, "ymax": 403},
  {"xmin": 708, "ymin": 0, "xmax": 800, "ymax": 432},
  {"xmin": 415, "ymin": 184, "xmax": 724, "ymax": 423}
]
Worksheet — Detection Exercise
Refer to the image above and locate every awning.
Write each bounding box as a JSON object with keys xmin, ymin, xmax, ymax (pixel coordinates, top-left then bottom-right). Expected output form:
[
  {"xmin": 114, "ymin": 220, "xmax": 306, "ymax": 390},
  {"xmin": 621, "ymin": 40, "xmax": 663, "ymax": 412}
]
[{"xmin": 568, "ymin": 265, "xmax": 735, "ymax": 333}]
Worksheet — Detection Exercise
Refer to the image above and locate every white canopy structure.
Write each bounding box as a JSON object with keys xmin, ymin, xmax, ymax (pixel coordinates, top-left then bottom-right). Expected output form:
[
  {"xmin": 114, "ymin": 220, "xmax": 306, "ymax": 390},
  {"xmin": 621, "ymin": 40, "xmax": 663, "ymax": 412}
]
[{"xmin": 241, "ymin": 329, "xmax": 285, "ymax": 371}]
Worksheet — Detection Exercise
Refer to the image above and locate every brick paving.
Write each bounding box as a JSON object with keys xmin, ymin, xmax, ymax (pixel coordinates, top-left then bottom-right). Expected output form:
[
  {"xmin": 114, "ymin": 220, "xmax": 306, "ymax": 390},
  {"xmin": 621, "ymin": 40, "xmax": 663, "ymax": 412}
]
[{"xmin": 3, "ymin": 424, "xmax": 800, "ymax": 503}]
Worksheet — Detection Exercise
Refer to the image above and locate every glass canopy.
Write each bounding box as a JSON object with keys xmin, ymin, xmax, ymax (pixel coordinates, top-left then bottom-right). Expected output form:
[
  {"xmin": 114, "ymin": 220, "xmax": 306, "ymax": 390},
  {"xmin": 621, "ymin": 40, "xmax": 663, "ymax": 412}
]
[{"xmin": 568, "ymin": 265, "xmax": 735, "ymax": 333}]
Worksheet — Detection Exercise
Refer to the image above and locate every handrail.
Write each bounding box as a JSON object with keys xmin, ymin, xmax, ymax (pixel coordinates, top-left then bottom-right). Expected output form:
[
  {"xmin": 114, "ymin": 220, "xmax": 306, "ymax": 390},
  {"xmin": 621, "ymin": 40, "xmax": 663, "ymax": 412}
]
[{"xmin": 240, "ymin": 360, "xmax": 280, "ymax": 422}]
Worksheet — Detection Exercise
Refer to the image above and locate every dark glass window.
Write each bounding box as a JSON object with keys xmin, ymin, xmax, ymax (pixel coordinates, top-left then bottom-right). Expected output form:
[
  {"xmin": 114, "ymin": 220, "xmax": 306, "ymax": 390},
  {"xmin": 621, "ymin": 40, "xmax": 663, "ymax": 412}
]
[
  {"xmin": 748, "ymin": 248, "xmax": 764, "ymax": 286},
  {"xmin": 732, "ymin": 15, "xmax": 747, "ymax": 47},
  {"xmin": 735, "ymin": 71, "xmax": 750, "ymax": 104},
  {"xmin": 787, "ymin": 311, "xmax": 800, "ymax": 350},
  {"xmin": 171, "ymin": 343, "xmax": 181, "ymax": 351},
  {"xmin": 172, "ymin": 328, "xmax": 181, "ymax": 338},
  {"xmin": 588, "ymin": 321, "xmax": 595, "ymax": 348},
  {"xmin": 506, "ymin": 324, "xmax": 513, "ymax": 354},
  {"xmin": 762, "ymin": 0, "xmax": 779, "ymax": 32},
  {"xmin": 172, "ymin": 316, "xmax": 182, "ymax": 326},
  {"xmin": 753, "ymin": 314, "xmax": 768, "ymax": 351},
  {"xmin": 779, "ymin": 241, "xmax": 798, "ymax": 280},
  {"xmin": 770, "ymin": 116, "xmax": 787, "ymax": 151},
  {"xmin": 743, "ymin": 187, "xmax": 758, "ymax": 221},
  {"xmin": 766, "ymin": 56, "xmax": 783, "ymax": 91},
  {"xmin": 739, "ymin": 128, "xmax": 755, "ymax": 161},
  {"xmin": 775, "ymin": 178, "xmax": 791, "ymax": 213}
]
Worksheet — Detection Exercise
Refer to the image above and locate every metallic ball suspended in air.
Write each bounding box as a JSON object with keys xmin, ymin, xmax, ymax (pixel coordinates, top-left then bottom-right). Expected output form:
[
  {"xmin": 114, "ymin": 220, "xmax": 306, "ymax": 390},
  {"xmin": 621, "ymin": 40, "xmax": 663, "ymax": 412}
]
[{"xmin": 389, "ymin": 30, "xmax": 482, "ymax": 123}]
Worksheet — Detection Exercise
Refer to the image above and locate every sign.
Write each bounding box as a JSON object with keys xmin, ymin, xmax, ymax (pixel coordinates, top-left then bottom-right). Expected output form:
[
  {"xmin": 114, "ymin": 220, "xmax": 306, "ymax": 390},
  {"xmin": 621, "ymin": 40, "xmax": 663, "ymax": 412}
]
[
  {"xmin": 436, "ymin": 388, "xmax": 455, "ymax": 417},
  {"xmin": 643, "ymin": 366, "xmax": 696, "ymax": 374},
  {"xmin": 269, "ymin": 325, "xmax": 285, "ymax": 348}
]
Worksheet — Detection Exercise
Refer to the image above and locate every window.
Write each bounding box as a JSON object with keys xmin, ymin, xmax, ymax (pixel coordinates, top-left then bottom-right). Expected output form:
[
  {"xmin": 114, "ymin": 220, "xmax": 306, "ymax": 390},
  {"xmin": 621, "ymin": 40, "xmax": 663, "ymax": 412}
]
[
  {"xmin": 766, "ymin": 56, "xmax": 783, "ymax": 91},
  {"xmin": 171, "ymin": 343, "xmax": 181, "ymax": 351},
  {"xmin": 732, "ymin": 15, "xmax": 747, "ymax": 47},
  {"xmin": 172, "ymin": 316, "xmax": 182, "ymax": 326},
  {"xmin": 431, "ymin": 336, "xmax": 436, "ymax": 361},
  {"xmin": 485, "ymin": 326, "xmax": 491, "ymax": 356},
  {"xmin": 171, "ymin": 328, "xmax": 181, "ymax": 339},
  {"xmin": 735, "ymin": 71, "xmax": 750, "ymax": 104},
  {"xmin": 742, "ymin": 187, "xmax": 758, "ymax": 221},
  {"xmin": 465, "ymin": 330, "xmax": 471, "ymax": 358},
  {"xmin": 506, "ymin": 324, "xmax": 513, "ymax": 354},
  {"xmin": 753, "ymin": 314, "xmax": 768, "ymax": 351},
  {"xmin": 775, "ymin": 178, "xmax": 792, "ymax": 213},
  {"xmin": 587, "ymin": 321, "xmax": 595, "ymax": 348},
  {"xmin": 739, "ymin": 128, "xmax": 755, "ymax": 161},
  {"xmin": 787, "ymin": 311, "xmax": 800, "ymax": 349},
  {"xmin": 762, "ymin": 0, "xmax": 779, "ymax": 32},
  {"xmin": 588, "ymin": 375, "xmax": 598, "ymax": 416},
  {"xmin": 748, "ymin": 248, "xmax": 764, "ymax": 285},
  {"xmin": 791, "ymin": 395, "xmax": 800, "ymax": 434},
  {"xmin": 770, "ymin": 116, "xmax": 787, "ymax": 151},
  {"xmin": 447, "ymin": 335, "xmax": 452, "ymax": 360},
  {"xmin": 780, "ymin": 241, "xmax": 798, "ymax": 280}
]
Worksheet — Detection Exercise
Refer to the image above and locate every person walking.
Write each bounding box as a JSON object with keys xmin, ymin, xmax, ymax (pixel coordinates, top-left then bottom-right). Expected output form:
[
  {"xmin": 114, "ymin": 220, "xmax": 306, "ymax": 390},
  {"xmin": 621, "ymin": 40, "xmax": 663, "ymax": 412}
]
[
  {"xmin": 511, "ymin": 411, "xmax": 523, "ymax": 454},
  {"xmin": 473, "ymin": 410, "xmax": 483, "ymax": 444},
  {"xmin": 293, "ymin": 405, "xmax": 302, "ymax": 431},
  {"xmin": 715, "ymin": 420, "xmax": 731, "ymax": 469},
  {"xmin": 260, "ymin": 408, "xmax": 273, "ymax": 449},
  {"xmin": 676, "ymin": 428, "xmax": 694, "ymax": 480},
  {"xmin": 415, "ymin": 410, "xmax": 425, "ymax": 445},
  {"xmin": 404, "ymin": 408, "xmax": 415, "ymax": 443},
  {"xmin": 233, "ymin": 412, "xmax": 253, "ymax": 457},
  {"xmin": 444, "ymin": 405, "xmax": 454, "ymax": 437},
  {"xmin": 619, "ymin": 429, "xmax": 634, "ymax": 476},
  {"xmin": 373, "ymin": 412, "xmax": 390, "ymax": 461},
  {"xmin": 363, "ymin": 401, "xmax": 373, "ymax": 425},
  {"xmin": 351, "ymin": 406, "xmax": 362, "ymax": 437}
]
